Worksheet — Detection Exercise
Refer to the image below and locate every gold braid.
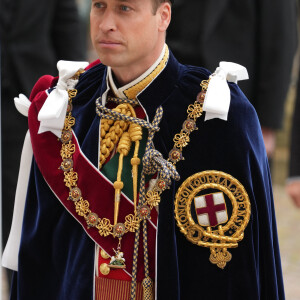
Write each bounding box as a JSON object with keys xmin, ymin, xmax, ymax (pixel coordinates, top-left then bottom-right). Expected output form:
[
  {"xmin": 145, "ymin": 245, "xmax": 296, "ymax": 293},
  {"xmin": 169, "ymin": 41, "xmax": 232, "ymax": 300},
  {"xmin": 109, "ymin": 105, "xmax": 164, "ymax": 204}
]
[
  {"xmin": 101, "ymin": 101, "xmax": 143, "ymax": 224},
  {"xmin": 128, "ymin": 123, "xmax": 142, "ymax": 211},
  {"xmin": 113, "ymin": 132, "xmax": 132, "ymax": 225},
  {"xmin": 100, "ymin": 103, "xmax": 135, "ymax": 168}
]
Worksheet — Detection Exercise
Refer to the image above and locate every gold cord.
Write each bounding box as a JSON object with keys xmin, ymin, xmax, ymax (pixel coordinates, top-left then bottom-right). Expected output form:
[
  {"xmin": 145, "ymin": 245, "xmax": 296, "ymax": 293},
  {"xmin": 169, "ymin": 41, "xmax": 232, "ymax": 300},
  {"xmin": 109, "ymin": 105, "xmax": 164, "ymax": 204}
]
[
  {"xmin": 129, "ymin": 123, "xmax": 142, "ymax": 212},
  {"xmin": 100, "ymin": 102, "xmax": 143, "ymax": 224},
  {"xmin": 114, "ymin": 132, "xmax": 132, "ymax": 225}
]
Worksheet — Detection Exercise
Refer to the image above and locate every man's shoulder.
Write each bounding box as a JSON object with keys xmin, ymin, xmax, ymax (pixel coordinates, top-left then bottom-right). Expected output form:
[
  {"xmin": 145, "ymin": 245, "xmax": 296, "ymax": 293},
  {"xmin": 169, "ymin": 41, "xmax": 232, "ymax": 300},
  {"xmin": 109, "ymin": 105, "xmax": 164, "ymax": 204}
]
[
  {"xmin": 178, "ymin": 63, "xmax": 253, "ymax": 111},
  {"xmin": 174, "ymin": 62, "xmax": 260, "ymax": 147},
  {"xmin": 86, "ymin": 59, "xmax": 101, "ymax": 70},
  {"xmin": 228, "ymin": 81, "xmax": 257, "ymax": 120},
  {"xmin": 178, "ymin": 63, "xmax": 211, "ymax": 89},
  {"xmin": 77, "ymin": 59, "xmax": 105, "ymax": 83},
  {"xmin": 76, "ymin": 60, "xmax": 106, "ymax": 90}
]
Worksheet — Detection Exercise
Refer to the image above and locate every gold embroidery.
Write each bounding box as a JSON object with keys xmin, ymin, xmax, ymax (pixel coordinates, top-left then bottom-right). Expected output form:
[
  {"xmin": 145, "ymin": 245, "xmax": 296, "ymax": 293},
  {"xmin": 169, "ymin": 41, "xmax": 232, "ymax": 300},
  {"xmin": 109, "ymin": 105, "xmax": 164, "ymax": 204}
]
[
  {"xmin": 123, "ymin": 46, "xmax": 169, "ymax": 99},
  {"xmin": 209, "ymin": 248, "xmax": 232, "ymax": 269},
  {"xmin": 174, "ymin": 171, "xmax": 251, "ymax": 268}
]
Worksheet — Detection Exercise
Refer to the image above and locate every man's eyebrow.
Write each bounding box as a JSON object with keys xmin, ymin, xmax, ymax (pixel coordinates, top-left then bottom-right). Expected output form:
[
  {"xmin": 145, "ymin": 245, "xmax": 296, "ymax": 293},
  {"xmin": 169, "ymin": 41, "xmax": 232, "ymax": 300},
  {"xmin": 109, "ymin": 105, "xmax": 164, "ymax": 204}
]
[{"xmin": 116, "ymin": 0, "xmax": 136, "ymax": 2}]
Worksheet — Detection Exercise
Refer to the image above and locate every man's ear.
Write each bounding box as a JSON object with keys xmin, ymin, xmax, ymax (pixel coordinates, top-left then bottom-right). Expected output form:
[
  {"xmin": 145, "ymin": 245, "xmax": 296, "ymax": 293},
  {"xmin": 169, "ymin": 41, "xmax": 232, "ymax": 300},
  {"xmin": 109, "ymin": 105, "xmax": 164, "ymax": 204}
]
[{"xmin": 157, "ymin": 2, "xmax": 171, "ymax": 32}]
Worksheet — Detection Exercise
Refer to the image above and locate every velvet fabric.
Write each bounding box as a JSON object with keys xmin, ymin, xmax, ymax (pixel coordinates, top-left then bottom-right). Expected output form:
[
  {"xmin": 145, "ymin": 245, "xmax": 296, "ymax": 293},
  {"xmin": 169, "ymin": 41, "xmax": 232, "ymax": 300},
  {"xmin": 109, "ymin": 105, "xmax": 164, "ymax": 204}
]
[{"xmin": 10, "ymin": 52, "xmax": 284, "ymax": 300}]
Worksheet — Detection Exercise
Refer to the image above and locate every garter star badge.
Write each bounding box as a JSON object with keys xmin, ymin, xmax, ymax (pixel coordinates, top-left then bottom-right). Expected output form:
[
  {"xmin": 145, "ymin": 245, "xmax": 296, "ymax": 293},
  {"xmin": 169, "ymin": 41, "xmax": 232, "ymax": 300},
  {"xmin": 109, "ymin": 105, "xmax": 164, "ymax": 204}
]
[{"xmin": 174, "ymin": 171, "xmax": 251, "ymax": 269}]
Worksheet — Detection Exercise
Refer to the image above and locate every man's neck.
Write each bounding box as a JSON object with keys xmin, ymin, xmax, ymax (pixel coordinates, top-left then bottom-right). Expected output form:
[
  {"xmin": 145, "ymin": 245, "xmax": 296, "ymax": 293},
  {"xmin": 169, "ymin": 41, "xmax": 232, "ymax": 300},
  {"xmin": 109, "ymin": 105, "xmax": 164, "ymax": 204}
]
[
  {"xmin": 111, "ymin": 44, "xmax": 165, "ymax": 86},
  {"xmin": 108, "ymin": 44, "xmax": 169, "ymax": 99}
]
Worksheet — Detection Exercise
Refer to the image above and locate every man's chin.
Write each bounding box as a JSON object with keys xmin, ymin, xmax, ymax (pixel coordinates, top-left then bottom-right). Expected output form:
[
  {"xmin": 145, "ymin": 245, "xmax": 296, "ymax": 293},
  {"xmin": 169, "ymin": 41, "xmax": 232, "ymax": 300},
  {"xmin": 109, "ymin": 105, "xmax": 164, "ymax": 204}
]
[{"xmin": 99, "ymin": 55, "xmax": 127, "ymax": 69}]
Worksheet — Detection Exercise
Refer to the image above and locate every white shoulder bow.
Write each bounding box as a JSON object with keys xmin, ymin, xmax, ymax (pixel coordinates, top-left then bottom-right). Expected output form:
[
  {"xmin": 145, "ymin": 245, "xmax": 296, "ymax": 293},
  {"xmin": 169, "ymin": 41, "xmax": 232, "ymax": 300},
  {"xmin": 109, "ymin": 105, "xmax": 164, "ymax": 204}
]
[
  {"xmin": 203, "ymin": 61, "xmax": 249, "ymax": 121},
  {"xmin": 38, "ymin": 60, "xmax": 89, "ymax": 137}
]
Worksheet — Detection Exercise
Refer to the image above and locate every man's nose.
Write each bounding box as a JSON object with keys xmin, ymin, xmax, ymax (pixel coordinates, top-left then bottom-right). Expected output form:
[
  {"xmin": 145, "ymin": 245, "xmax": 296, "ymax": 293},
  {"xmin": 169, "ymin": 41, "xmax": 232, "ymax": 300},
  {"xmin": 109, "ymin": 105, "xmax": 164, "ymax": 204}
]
[{"xmin": 99, "ymin": 10, "xmax": 117, "ymax": 32}]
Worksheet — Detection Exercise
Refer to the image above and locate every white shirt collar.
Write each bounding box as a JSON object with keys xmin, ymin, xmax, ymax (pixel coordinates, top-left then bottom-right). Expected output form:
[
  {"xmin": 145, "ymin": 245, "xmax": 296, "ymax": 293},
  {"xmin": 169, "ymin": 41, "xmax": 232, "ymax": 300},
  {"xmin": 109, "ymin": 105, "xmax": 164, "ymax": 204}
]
[{"xmin": 108, "ymin": 44, "xmax": 168, "ymax": 98}]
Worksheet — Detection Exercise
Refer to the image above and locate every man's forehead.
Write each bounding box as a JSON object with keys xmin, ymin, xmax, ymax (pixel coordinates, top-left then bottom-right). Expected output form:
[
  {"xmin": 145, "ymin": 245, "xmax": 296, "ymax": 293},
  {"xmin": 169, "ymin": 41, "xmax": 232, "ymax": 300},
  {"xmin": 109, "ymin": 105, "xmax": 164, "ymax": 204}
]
[
  {"xmin": 92, "ymin": 0, "xmax": 174, "ymax": 5},
  {"xmin": 101, "ymin": 0, "xmax": 150, "ymax": 3},
  {"xmin": 116, "ymin": 0, "xmax": 174, "ymax": 5}
]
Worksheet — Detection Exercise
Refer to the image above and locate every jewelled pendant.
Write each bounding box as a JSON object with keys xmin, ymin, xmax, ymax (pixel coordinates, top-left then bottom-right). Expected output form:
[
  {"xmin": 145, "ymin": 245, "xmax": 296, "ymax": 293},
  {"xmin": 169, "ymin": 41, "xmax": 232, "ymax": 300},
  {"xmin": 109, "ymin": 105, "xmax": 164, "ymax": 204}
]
[{"xmin": 108, "ymin": 238, "xmax": 126, "ymax": 269}]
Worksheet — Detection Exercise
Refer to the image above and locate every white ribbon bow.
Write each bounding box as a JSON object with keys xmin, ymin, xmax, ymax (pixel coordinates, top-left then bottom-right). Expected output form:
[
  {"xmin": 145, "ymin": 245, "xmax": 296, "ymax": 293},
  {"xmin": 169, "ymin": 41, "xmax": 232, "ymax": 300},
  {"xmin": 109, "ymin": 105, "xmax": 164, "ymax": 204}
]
[
  {"xmin": 14, "ymin": 93, "xmax": 31, "ymax": 117},
  {"xmin": 38, "ymin": 60, "xmax": 89, "ymax": 137},
  {"xmin": 203, "ymin": 61, "xmax": 249, "ymax": 121},
  {"xmin": 2, "ymin": 94, "xmax": 32, "ymax": 271},
  {"xmin": 2, "ymin": 130, "xmax": 33, "ymax": 271}
]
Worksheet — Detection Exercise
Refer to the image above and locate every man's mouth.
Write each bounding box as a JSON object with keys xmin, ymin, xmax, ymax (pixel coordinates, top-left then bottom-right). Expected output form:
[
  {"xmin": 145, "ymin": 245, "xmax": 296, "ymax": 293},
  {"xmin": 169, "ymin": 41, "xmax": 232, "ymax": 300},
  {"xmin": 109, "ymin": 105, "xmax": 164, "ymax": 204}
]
[{"xmin": 98, "ymin": 40, "xmax": 123, "ymax": 48}]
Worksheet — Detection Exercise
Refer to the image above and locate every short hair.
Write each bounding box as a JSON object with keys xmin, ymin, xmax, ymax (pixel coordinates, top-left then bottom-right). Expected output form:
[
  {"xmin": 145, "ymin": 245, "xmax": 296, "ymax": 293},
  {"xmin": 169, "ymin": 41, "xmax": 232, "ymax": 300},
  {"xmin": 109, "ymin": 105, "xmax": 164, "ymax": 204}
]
[{"xmin": 152, "ymin": 0, "xmax": 172, "ymax": 14}]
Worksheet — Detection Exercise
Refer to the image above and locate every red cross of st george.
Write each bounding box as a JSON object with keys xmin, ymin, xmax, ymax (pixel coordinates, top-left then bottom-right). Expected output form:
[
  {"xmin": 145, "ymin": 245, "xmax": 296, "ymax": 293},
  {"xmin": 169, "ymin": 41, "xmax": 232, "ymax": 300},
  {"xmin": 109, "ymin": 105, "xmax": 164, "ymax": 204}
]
[{"xmin": 196, "ymin": 194, "xmax": 226, "ymax": 227}]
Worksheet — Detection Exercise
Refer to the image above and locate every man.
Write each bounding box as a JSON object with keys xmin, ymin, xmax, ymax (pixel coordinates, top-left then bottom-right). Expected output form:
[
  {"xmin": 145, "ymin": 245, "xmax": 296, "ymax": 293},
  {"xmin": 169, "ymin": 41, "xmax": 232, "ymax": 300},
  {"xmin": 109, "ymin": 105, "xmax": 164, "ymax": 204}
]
[{"xmin": 3, "ymin": 0, "xmax": 284, "ymax": 299}]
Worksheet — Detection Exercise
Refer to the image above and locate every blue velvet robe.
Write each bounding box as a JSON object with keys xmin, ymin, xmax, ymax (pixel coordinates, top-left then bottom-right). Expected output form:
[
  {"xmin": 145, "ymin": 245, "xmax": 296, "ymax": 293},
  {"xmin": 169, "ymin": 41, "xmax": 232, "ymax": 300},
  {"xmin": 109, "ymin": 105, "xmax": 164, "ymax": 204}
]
[{"xmin": 10, "ymin": 52, "xmax": 284, "ymax": 300}]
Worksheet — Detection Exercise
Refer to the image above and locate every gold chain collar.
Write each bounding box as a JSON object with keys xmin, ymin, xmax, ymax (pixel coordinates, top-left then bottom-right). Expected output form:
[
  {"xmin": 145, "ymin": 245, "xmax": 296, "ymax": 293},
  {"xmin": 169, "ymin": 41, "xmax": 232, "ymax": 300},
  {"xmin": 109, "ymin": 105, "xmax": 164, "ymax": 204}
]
[{"xmin": 58, "ymin": 71, "xmax": 209, "ymax": 241}]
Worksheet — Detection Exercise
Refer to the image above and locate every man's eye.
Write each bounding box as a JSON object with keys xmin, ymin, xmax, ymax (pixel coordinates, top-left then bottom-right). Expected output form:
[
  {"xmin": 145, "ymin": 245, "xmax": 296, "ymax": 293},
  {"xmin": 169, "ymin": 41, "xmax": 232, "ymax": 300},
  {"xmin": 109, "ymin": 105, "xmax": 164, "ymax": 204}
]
[
  {"xmin": 120, "ymin": 5, "xmax": 131, "ymax": 12},
  {"xmin": 94, "ymin": 2, "xmax": 104, "ymax": 8}
]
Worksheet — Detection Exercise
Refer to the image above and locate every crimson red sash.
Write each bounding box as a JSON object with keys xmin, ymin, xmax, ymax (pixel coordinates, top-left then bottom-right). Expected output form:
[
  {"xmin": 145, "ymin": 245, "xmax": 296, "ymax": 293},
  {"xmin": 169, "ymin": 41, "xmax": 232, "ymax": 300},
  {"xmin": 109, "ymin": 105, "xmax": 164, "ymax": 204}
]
[{"xmin": 28, "ymin": 78, "xmax": 157, "ymax": 281}]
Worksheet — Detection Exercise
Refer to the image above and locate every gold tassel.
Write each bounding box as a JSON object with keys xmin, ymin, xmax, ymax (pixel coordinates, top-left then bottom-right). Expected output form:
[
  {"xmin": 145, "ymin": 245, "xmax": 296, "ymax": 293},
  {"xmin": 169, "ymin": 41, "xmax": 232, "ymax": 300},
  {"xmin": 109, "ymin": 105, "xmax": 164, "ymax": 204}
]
[{"xmin": 142, "ymin": 277, "xmax": 154, "ymax": 300}]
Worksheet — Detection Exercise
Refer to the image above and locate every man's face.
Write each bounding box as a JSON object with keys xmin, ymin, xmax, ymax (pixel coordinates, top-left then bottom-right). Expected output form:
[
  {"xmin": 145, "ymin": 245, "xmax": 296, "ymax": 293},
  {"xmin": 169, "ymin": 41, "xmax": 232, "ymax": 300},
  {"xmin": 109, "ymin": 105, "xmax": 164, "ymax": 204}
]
[{"xmin": 90, "ymin": 0, "xmax": 170, "ymax": 75}]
